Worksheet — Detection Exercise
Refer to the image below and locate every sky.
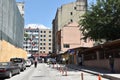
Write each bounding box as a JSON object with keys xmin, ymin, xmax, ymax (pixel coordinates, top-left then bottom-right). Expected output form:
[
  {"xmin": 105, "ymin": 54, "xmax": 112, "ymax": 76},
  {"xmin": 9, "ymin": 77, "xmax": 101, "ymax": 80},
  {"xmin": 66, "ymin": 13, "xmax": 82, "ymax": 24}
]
[{"xmin": 16, "ymin": 0, "xmax": 95, "ymax": 29}]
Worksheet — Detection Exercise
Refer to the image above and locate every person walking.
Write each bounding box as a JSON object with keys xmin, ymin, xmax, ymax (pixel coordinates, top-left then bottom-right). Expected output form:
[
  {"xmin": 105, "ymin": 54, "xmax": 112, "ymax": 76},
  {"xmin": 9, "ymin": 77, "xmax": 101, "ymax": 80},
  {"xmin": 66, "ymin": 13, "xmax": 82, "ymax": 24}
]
[{"xmin": 109, "ymin": 55, "xmax": 115, "ymax": 73}]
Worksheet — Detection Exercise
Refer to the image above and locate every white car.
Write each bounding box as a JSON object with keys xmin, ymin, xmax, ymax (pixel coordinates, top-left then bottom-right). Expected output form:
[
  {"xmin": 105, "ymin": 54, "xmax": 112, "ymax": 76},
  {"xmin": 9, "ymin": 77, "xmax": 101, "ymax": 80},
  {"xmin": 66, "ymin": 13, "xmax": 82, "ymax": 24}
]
[{"xmin": 26, "ymin": 59, "xmax": 32, "ymax": 67}]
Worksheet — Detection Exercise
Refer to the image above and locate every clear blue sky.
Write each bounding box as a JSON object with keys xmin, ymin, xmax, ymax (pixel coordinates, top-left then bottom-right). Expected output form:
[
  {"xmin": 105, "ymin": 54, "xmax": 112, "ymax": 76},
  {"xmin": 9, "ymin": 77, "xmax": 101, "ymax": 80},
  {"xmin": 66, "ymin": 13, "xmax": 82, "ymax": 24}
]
[{"xmin": 16, "ymin": 0, "xmax": 95, "ymax": 29}]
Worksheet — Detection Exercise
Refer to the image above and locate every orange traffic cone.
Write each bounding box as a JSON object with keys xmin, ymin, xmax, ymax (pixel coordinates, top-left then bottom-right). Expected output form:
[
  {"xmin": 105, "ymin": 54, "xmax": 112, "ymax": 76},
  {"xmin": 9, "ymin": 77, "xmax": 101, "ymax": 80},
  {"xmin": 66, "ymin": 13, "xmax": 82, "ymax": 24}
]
[{"xmin": 98, "ymin": 74, "xmax": 101, "ymax": 80}]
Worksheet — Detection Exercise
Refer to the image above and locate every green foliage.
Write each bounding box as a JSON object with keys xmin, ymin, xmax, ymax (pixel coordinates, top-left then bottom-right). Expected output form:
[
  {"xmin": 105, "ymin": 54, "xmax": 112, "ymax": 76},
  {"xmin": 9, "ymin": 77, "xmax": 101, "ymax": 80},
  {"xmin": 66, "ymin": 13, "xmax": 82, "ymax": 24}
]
[
  {"xmin": 79, "ymin": 0, "xmax": 120, "ymax": 41},
  {"xmin": 24, "ymin": 32, "xmax": 30, "ymax": 41}
]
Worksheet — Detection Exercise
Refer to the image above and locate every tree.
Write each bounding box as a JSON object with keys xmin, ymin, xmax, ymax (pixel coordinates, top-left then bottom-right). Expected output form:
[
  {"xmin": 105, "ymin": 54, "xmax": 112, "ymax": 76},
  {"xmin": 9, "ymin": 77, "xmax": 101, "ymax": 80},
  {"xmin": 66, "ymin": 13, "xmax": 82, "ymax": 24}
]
[
  {"xmin": 79, "ymin": 0, "xmax": 120, "ymax": 42},
  {"xmin": 24, "ymin": 32, "xmax": 30, "ymax": 41}
]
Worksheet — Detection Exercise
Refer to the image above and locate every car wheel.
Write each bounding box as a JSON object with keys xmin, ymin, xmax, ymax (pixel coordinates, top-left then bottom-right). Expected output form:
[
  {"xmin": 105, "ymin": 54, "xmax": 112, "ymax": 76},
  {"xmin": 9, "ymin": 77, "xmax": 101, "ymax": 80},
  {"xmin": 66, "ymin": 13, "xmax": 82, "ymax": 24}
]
[{"xmin": 8, "ymin": 72, "xmax": 12, "ymax": 78}]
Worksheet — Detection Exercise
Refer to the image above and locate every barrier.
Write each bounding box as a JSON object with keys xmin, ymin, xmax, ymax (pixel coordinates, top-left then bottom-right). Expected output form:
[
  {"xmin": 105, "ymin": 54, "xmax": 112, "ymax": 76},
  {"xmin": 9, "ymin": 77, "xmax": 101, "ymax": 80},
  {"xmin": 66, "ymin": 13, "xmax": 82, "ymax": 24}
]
[
  {"xmin": 98, "ymin": 74, "xmax": 101, "ymax": 80},
  {"xmin": 81, "ymin": 73, "xmax": 84, "ymax": 80}
]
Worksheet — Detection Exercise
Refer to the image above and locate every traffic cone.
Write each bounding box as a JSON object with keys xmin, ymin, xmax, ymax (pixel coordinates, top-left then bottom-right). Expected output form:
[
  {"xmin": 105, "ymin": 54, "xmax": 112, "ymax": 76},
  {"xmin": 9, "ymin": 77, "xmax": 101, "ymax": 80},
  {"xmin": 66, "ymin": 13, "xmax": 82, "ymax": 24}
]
[{"xmin": 98, "ymin": 74, "xmax": 101, "ymax": 80}]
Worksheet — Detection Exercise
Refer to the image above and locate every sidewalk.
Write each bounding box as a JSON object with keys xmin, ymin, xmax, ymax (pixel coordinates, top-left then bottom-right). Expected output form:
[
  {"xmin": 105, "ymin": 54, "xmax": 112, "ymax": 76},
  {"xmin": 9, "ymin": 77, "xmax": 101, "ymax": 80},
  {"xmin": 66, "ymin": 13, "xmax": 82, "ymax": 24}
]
[{"xmin": 67, "ymin": 64, "xmax": 120, "ymax": 80}]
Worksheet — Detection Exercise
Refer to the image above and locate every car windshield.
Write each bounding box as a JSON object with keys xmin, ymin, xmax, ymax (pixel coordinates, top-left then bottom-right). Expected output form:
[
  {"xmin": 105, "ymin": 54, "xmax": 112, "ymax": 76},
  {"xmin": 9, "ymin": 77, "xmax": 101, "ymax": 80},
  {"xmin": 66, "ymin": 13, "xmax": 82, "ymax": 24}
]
[
  {"xmin": 11, "ymin": 59, "xmax": 22, "ymax": 63},
  {"xmin": 0, "ymin": 62, "xmax": 9, "ymax": 66}
]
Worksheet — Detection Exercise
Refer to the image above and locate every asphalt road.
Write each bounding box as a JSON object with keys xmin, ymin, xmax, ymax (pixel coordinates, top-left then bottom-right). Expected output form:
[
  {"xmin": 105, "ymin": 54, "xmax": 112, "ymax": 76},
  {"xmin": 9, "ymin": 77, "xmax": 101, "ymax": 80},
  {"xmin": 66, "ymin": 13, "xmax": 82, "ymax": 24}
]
[{"xmin": 4, "ymin": 63, "xmax": 109, "ymax": 80}]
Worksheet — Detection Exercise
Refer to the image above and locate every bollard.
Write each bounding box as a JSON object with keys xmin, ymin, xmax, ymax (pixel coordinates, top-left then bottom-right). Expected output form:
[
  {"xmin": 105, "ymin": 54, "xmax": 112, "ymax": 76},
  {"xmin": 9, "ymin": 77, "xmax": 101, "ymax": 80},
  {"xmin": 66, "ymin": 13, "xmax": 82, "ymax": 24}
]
[
  {"xmin": 98, "ymin": 74, "xmax": 101, "ymax": 80},
  {"xmin": 57, "ymin": 64, "xmax": 58, "ymax": 70},
  {"xmin": 53, "ymin": 63, "xmax": 54, "ymax": 68},
  {"xmin": 59, "ymin": 65, "xmax": 61, "ymax": 72},
  {"xmin": 81, "ymin": 73, "xmax": 84, "ymax": 80},
  {"xmin": 62, "ymin": 67, "xmax": 64, "ymax": 75},
  {"xmin": 65, "ymin": 67, "xmax": 67, "ymax": 76}
]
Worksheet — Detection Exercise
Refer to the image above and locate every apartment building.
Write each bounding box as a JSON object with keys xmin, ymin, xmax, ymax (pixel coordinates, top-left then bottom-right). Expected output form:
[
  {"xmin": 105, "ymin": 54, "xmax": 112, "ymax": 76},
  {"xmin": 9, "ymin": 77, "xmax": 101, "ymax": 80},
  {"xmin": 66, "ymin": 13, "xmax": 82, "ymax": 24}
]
[
  {"xmin": 52, "ymin": 0, "xmax": 88, "ymax": 54},
  {"xmin": 23, "ymin": 24, "xmax": 52, "ymax": 55}
]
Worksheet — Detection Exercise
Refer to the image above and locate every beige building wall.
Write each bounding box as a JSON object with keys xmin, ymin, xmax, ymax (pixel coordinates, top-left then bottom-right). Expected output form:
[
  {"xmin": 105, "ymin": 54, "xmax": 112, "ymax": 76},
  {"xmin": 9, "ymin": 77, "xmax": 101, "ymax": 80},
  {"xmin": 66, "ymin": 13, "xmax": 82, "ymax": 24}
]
[
  {"xmin": 60, "ymin": 22, "xmax": 93, "ymax": 52},
  {"xmin": 53, "ymin": 0, "xmax": 87, "ymax": 53}
]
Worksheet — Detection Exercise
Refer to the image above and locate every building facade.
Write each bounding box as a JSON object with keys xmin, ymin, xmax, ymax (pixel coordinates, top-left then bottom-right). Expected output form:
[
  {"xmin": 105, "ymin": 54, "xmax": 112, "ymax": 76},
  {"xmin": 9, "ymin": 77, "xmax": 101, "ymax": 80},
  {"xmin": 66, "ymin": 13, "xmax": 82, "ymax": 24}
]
[
  {"xmin": 52, "ymin": 0, "xmax": 87, "ymax": 54},
  {"xmin": 0, "ymin": 0, "xmax": 24, "ymax": 48},
  {"xmin": 0, "ymin": 0, "xmax": 26, "ymax": 62},
  {"xmin": 17, "ymin": 2, "xmax": 24, "ymax": 18},
  {"xmin": 57, "ymin": 22, "xmax": 93, "ymax": 53},
  {"xmin": 23, "ymin": 25, "xmax": 52, "ymax": 55}
]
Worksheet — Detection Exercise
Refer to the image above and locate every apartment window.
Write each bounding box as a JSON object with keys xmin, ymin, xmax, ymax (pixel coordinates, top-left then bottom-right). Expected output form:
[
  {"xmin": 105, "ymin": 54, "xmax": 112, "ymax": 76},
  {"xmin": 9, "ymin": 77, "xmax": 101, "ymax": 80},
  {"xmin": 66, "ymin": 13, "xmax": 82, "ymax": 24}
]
[
  {"xmin": 40, "ymin": 47, "xmax": 42, "ymax": 49},
  {"xmin": 40, "ymin": 43, "xmax": 42, "ymax": 45},
  {"xmin": 43, "ymin": 43, "xmax": 46, "ymax": 45},
  {"xmin": 49, "ymin": 47, "xmax": 51, "ymax": 50},
  {"xmin": 49, "ymin": 43, "xmax": 51, "ymax": 45},
  {"xmin": 44, "ymin": 35, "xmax": 46, "ymax": 37},
  {"xmin": 74, "ymin": 7, "xmax": 77, "ymax": 10},
  {"xmin": 70, "ymin": 19, "xmax": 73, "ymax": 22},
  {"xmin": 43, "ymin": 47, "xmax": 45, "ymax": 49},
  {"xmin": 40, "ymin": 39, "xmax": 42, "ymax": 41},
  {"xmin": 70, "ymin": 12, "xmax": 73, "ymax": 15},
  {"xmin": 49, "ymin": 39, "xmax": 51, "ymax": 41},
  {"xmin": 40, "ymin": 35, "xmax": 42, "ymax": 37},
  {"xmin": 49, "ymin": 31, "xmax": 51, "ymax": 33},
  {"xmin": 63, "ymin": 44, "xmax": 70, "ymax": 48},
  {"xmin": 44, "ymin": 31, "xmax": 46, "ymax": 33},
  {"xmin": 44, "ymin": 39, "xmax": 46, "ymax": 41},
  {"xmin": 49, "ymin": 35, "xmax": 51, "ymax": 37},
  {"xmin": 41, "ymin": 31, "xmax": 43, "ymax": 33}
]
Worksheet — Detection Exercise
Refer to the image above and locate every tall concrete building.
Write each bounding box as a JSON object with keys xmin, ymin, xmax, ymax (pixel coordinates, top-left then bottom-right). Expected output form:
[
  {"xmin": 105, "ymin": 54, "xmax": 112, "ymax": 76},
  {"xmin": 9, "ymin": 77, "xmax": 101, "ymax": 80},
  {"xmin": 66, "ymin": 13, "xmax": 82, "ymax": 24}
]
[
  {"xmin": 23, "ymin": 24, "xmax": 52, "ymax": 55},
  {"xmin": 0, "ymin": 0, "xmax": 24, "ymax": 48},
  {"xmin": 17, "ymin": 2, "xmax": 24, "ymax": 18},
  {"xmin": 0, "ymin": 0, "xmax": 26, "ymax": 62},
  {"xmin": 52, "ymin": 0, "xmax": 87, "ymax": 54}
]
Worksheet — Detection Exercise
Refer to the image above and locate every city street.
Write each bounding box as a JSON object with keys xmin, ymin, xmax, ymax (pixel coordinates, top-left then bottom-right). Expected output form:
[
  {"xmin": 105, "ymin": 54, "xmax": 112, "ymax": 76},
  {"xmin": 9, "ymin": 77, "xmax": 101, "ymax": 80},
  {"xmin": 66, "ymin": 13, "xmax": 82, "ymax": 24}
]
[{"xmin": 4, "ymin": 63, "xmax": 109, "ymax": 80}]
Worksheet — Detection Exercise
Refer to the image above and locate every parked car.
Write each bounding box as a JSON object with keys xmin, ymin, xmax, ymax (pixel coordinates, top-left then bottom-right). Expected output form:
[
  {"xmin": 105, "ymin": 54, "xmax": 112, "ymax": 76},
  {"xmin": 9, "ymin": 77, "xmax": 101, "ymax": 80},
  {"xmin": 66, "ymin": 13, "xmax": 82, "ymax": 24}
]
[
  {"xmin": 0, "ymin": 62, "xmax": 20, "ymax": 78},
  {"xmin": 10, "ymin": 58, "xmax": 26, "ymax": 71},
  {"xmin": 26, "ymin": 59, "xmax": 32, "ymax": 67}
]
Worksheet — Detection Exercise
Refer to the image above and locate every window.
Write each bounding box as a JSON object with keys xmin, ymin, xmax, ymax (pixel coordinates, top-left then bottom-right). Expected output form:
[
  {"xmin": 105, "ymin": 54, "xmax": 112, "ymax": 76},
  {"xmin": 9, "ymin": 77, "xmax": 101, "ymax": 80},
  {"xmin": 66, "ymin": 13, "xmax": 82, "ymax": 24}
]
[
  {"xmin": 44, "ymin": 35, "xmax": 46, "ymax": 37},
  {"xmin": 49, "ymin": 43, "xmax": 51, "ymax": 45},
  {"xmin": 74, "ymin": 7, "xmax": 77, "ymax": 10},
  {"xmin": 70, "ymin": 12, "xmax": 73, "ymax": 15},
  {"xmin": 43, "ymin": 43, "xmax": 46, "ymax": 45},
  {"xmin": 49, "ymin": 47, "xmax": 51, "ymax": 50},
  {"xmin": 63, "ymin": 44, "xmax": 70, "ymax": 48},
  {"xmin": 40, "ymin": 47, "xmax": 42, "ymax": 49},
  {"xmin": 44, "ymin": 31, "xmax": 46, "ymax": 33},
  {"xmin": 49, "ymin": 35, "xmax": 51, "ymax": 37},
  {"xmin": 40, "ymin": 43, "xmax": 42, "ymax": 45},
  {"xmin": 49, "ymin": 39, "xmax": 51, "ymax": 41},
  {"xmin": 43, "ymin": 47, "xmax": 45, "ymax": 49},
  {"xmin": 49, "ymin": 31, "xmax": 51, "ymax": 33},
  {"xmin": 70, "ymin": 19, "xmax": 73, "ymax": 22}
]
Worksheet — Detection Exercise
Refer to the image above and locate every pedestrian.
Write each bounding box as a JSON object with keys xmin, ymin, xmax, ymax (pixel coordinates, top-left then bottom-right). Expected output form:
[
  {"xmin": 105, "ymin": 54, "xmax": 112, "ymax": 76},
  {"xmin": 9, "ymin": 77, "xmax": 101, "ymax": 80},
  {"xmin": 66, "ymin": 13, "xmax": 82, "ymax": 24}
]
[
  {"xmin": 34, "ymin": 58, "xmax": 38, "ymax": 68},
  {"xmin": 78, "ymin": 55, "xmax": 82, "ymax": 66},
  {"xmin": 109, "ymin": 55, "xmax": 115, "ymax": 73}
]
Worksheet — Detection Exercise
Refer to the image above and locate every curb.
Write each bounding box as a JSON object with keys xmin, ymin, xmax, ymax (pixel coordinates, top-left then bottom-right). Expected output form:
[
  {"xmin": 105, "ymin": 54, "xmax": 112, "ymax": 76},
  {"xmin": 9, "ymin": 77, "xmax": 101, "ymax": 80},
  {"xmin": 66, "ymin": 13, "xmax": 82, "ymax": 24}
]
[{"xmin": 68, "ymin": 65, "xmax": 120, "ymax": 80}]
